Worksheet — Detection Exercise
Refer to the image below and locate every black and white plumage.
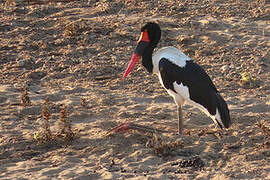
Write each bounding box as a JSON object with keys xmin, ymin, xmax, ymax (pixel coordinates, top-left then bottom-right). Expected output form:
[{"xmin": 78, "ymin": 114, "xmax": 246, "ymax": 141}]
[{"xmin": 123, "ymin": 22, "xmax": 231, "ymax": 134}]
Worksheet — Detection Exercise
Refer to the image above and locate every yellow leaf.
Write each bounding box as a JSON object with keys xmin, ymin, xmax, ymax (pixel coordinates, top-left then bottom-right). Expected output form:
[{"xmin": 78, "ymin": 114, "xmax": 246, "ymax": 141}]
[{"xmin": 34, "ymin": 132, "xmax": 39, "ymax": 140}]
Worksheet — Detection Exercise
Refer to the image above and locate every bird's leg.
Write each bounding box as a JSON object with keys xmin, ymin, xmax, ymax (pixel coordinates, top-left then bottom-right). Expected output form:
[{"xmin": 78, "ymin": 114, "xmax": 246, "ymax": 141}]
[{"xmin": 178, "ymin": 106, "xmax": 183, "ymax": 135}]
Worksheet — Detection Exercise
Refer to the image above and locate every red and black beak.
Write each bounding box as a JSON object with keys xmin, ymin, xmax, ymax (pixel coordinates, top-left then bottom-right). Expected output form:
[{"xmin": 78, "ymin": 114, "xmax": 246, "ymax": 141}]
[{"xmin": 123, "ymin": 31, "xmax": 150, "ymax": 79}]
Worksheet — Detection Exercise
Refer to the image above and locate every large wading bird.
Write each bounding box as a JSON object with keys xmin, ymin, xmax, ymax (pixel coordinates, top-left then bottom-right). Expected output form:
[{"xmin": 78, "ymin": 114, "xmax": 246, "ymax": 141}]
[{"xmin": 119, "ymin": 22, "xmax": 231, "ymax": 134}]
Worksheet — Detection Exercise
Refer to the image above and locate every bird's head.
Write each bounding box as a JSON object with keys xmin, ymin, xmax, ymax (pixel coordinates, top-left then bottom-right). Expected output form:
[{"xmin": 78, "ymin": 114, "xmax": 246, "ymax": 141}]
[{"xmin": 123, "ymin": 22, "xmax": 161, "ymax": 79}]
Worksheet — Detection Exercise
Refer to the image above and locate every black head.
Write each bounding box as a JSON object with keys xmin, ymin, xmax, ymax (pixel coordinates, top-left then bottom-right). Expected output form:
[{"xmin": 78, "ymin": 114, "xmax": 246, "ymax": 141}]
[
  {"xmin": 140, "ymin": 22, "xmax": 161, "ymax": 48},
  {"xmin": 123, "ymin": 22, "xmax": 161, "ymax": 78}
]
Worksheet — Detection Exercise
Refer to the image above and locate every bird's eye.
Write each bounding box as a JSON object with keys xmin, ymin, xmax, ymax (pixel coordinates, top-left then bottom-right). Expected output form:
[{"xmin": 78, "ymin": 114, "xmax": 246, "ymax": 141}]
[
  {"xmin": 137, "ymin": 32, "xmax": 144, "ymax": 43},
  {"xmin": 137, "ymin": 31, "xmax": 150, "ymax": 43}
]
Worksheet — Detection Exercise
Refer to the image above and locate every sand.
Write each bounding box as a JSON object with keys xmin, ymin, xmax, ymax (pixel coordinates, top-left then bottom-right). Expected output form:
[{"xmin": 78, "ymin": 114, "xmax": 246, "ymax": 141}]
[{"xmin": 0, "ymin": 0, "xmax": 270, "ymax": 179}]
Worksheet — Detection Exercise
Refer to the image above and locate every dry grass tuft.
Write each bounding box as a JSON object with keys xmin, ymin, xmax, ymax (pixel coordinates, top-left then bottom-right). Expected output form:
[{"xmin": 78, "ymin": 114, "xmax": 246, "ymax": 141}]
[
  {"xmin": 80, "ymin": 97, "xmax": 87, "ymax": 108},
  {"xmin": 41, "ymin": 102, "xmax": 52, "ymax": 139},
  {"xmin": 63, "ymin": 20, "xmax": 87, "ymax": 37},
  {"xmin": 56, "ymin": 106, "xmax": 75, "ymax": 141},
  {"xmin": 34, "ymin": 98, "xmax": 76, "ymax": 144},
  {"xmin": 146, "ymin": 134, "xmax": 183, "ymax": 157},
  {"xmin": 64, "ymin": 23, "xmax": 79, "ymax": 37},
  {"xmin": 34, "ymin": 98, "xmax": 52, "ymax": 143},
  {"xmin": 20, "ymin": 87, "xmax": 31, "ymax": 106},
  {"xmin": 257, "ymin": 120, "xmax": 270, "ymax": 148}
]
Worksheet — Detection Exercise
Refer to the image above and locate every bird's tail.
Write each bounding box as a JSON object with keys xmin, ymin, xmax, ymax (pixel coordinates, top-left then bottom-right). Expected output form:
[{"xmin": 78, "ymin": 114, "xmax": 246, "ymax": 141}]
[{"xmin": 215, "ymin": 93, "xmax": 231, "ymax": 128}]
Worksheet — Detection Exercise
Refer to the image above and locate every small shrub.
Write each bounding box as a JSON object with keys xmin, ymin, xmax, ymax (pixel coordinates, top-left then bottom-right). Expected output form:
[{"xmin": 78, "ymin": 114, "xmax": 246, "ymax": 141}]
[
  {"xmin": 20, "ymin": 87, "xmax": 31, "ymax": 106},
  {"xmin": 146, "ymin": 134, "xmax": 183, "ymax": 157},
  {"xmin": 257, "ymin": 120, "xmax": 270, "ymax": 148},
  {"xmin": 56, "ymin": 106, "xmax": 75, "ymax": 141},
  {"xmin": 34, "ymin": 98, "xmax": 76, "ymax": 144}
]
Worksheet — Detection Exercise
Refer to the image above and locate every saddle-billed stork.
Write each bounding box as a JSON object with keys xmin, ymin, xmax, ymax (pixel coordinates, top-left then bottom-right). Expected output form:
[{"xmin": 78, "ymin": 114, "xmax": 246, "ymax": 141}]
[{"xmin": 121, "ymin": 22, "xmax": 231, "ymax": 134}]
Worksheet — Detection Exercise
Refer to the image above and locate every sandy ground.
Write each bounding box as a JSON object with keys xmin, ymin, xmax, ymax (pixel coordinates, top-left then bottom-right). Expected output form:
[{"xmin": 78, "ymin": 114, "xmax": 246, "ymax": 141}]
[{"xmin": 0, "ymin": 0, "xmax": 270, "ymax": 179}]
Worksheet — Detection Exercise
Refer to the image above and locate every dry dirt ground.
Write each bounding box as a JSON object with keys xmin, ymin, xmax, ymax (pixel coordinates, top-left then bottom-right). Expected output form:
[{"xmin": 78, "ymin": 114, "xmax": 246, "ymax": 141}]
[{"xmin": 0, "ymin": 0, "xmax": 270, "ymax": 179}]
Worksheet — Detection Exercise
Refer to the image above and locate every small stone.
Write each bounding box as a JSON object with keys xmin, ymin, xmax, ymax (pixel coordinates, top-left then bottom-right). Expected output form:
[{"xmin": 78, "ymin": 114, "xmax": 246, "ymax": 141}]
[
  {"xmin": 18, "ymin": 59, "xmax": 27, "ymax": 67},
  {"xmin": 27, "ymin": 71, "xmax": 47, "ymax": 80},
  {"xmin": 111, "ymin": 55, "xmax": 117, "ymax": 60},
  {"xmin": 220, "ymin": 65, "xmax": 229, "ymax": 73},
  {"xmin": 18, "ymin": 58, "xmax": 35, "ymax": 69}
]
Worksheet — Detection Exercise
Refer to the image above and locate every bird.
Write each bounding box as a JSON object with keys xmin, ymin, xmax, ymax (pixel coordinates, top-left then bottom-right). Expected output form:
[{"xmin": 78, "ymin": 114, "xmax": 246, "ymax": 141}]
[{"xmin": 121, "ymin": 22, "xmax": 231, "ymax": 134}]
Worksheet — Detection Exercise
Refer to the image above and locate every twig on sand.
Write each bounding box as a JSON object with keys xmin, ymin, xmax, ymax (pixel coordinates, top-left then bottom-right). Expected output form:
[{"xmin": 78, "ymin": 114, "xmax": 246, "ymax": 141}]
[{"xmin": 106, "ymin": 122, "xmax": 170, "ymax": 136}]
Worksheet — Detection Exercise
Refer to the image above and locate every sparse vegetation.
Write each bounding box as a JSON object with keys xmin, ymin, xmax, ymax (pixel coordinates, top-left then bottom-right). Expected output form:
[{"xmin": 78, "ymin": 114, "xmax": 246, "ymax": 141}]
[
  {"xmin": 146, "ymin": 134, "xmax": 183, "ymax": 157},
  {"xmin": 257, "ymin": 120, "xmax": 270, "ymax": 148},
  {"xmin": 1, "ymin": 0, "xmax": 269, "ymax": 179},
  {"xmin": 34, "ymin": 98, "xmax": 52, "ymax": 143},
  {"xmin": 64, "ymin": 23, "xmax": 80, "ymax": 37},
  {"xmin": 80, "ymin": 97, "xmax": 87, "ymax": 108},
  {"xmin": 20, "ymin": 87, "xmax": 31, "ymax": 106},
  {"xmin": 240, "ymin": 72, "xmax": 259, "ymax": 88},
  {"xmin": 41, "ymin": 100, "xmax": 52, "ymax": 139},
  {"xmin": 63, "ymin": 20, "xmax": 87, "ymax": 37},
  {"xmin": 34, "ymin": 98, "xmax": 75, "ymax": 144},
  {"xmin": 56, "ymin": 106, "xmax": 75, "ymax": 141}
]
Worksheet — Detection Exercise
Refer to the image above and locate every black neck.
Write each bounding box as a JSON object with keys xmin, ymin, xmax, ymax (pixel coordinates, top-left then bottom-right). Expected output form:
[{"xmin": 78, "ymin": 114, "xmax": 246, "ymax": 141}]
[
  {"xmin": 142, "ymin": 46, "xmax": 154, "ymax": 73},
  {"xmin": 141, "ymin": 26, "xmax": 161, "ymax": 73}
]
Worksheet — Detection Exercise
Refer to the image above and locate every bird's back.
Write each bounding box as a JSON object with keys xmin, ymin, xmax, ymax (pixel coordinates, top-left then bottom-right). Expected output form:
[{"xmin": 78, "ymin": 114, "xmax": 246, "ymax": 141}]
[{"xmin": 152, "ymin": 46, "xmax": 191, "ymax": 74}]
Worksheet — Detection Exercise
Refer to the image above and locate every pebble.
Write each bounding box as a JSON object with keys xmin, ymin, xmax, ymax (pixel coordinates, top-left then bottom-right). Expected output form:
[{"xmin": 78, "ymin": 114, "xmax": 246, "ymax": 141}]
[
  {"xmin": 221, "ymin": 65, "xmax": 229, "ymax": 73},
  {"xmin": 18, "ymin": 59, "xmax": 27, "ymax": 67},
  {"xmin": 27, "ymin": 71, "xmax": 47, "ymax": 80}
]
